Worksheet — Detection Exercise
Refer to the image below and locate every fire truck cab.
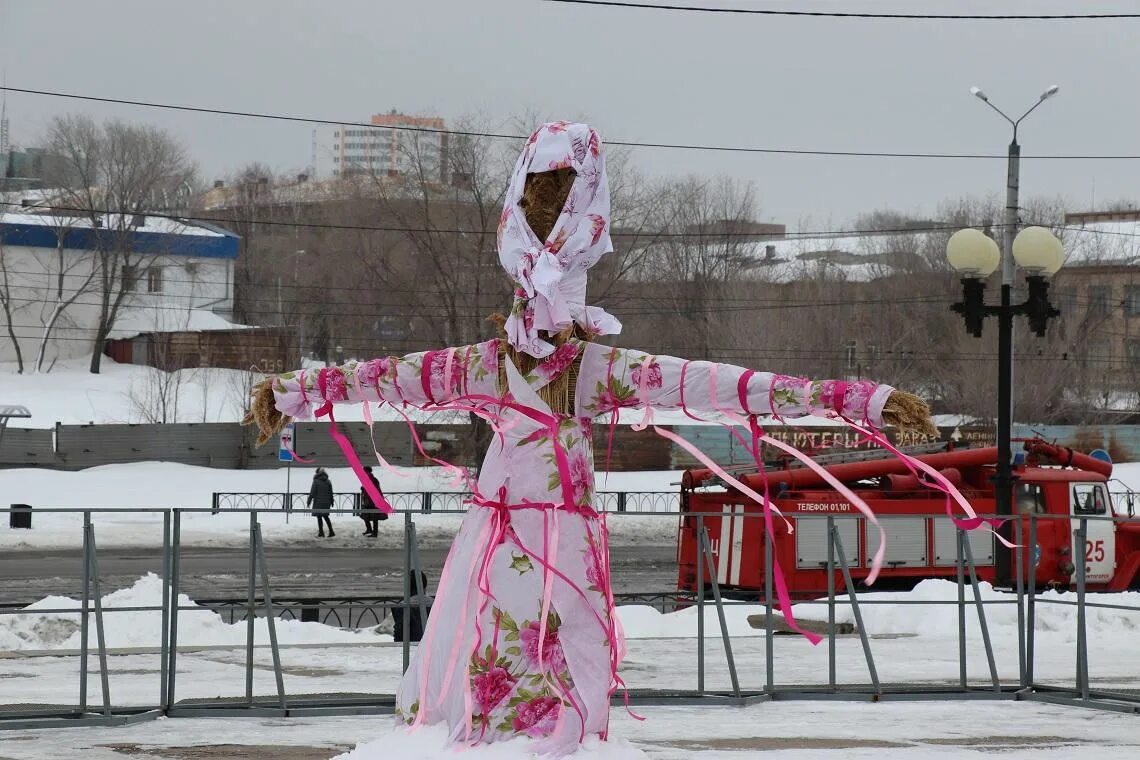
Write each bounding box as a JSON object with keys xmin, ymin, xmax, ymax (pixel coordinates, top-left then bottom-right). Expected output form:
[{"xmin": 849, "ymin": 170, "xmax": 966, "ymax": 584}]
[{"xmin": 677, "ymin": 440, "xmax": 1140, "ymax": 599}]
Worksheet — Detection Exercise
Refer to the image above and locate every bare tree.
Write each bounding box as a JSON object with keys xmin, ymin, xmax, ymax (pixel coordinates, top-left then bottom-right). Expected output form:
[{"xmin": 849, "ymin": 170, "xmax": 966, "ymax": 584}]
[
  {"xmin": 353, "ymin": 119, "xmax": 516, "ymax": 349},
  {"xmin": 633, "ymin": 176, "xmax": 761, "ymax": 359},
  {"xmin": 30, "ymin": 209, "xmax": 98, "ymax": 372},
  {"xmin": 44, "ymin": 115, "xmax": 195, "ymax": 373},
  {"xmin": 0, "ymin": 212, "xmax": 26, "ymax": 372}
]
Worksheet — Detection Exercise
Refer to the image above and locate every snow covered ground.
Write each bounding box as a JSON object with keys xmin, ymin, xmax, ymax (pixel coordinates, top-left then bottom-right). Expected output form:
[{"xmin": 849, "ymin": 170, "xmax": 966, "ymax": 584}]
[
  {"xmin": 0, "ymin": 576, "xmax": 1138, "ymax": 758},
  {"xmin": 0, "ymin": 462, "xmax": 683, "ymax": 551},
  {"xmin": 2, "ymin": 702, "xmax": 1137, "ymax": 760}
]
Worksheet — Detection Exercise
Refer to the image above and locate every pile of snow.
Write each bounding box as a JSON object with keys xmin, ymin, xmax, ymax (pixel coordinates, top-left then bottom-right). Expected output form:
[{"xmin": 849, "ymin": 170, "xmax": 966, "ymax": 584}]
[
  {"xmin": 334, "ymin": 725, "xmax": 647, "ymax": 760},
  {"xmin": 792, "ymin": 579, "xmax": 1140, "ymax": 641},
  {"xmin": 618, "ymin": 603, "xmax": 765, "ymax": 639},
  {"xmin": 617, "ymin": 580, "xmax": 1140, "ymax": 643},
  {"xmin": 0, "ymin": 573, "xmax": 387, "ymax": 652}
]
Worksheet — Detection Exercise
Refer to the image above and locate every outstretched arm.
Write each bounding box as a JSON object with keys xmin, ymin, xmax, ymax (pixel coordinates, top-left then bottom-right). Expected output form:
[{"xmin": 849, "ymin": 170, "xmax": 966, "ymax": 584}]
[
  {"xmin": 245, "ymin": 339, "xmax": 502, "ymax": 444},
  {"xmin": 575, "ymin": 343, "xmax": 934, "ymax": 433}
]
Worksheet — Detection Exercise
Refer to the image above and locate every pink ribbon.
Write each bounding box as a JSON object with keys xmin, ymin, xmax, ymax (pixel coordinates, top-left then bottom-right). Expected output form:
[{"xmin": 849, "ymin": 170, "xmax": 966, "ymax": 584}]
[{"xmin": 314, "ymin": 370, "xmax": 393, "ymax": 515}]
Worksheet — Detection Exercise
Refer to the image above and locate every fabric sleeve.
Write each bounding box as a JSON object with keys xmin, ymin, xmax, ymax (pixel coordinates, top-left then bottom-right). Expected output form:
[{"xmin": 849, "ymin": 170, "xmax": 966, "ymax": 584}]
[
  {"xmin": 270, "ymin": 338, "xmax": 502, "ymax": 420},
  {"xmin": 575, "ymin": 343, "xmax": 894, "ymax": 427}
]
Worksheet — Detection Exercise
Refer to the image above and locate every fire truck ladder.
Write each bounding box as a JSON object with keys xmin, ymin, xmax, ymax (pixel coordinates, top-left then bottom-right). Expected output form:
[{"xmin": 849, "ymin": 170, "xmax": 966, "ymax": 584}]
[{"xmin": 706, "ymin": 441, "xmax": 954, "ymax": 488}]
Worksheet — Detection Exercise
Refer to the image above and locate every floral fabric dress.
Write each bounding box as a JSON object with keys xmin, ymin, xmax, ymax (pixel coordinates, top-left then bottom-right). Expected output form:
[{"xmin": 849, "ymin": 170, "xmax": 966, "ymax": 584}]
[{"xmin": 270, "ymin": 337, "xmax": 893, "ymax": 756}]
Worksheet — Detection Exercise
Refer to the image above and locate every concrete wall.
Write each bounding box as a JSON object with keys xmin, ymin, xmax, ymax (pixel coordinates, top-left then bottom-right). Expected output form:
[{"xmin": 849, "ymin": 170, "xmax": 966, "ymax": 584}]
[{"xmin": 5, "ymin": 421, "xmax": 1139, "ymax": 473}]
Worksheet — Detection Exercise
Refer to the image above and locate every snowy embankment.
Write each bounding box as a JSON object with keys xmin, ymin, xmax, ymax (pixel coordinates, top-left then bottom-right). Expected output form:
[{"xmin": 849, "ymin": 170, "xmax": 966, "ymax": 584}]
[
  {"xmin": 0, "ymin": 463, "xmax": 682, "ymax": 551},
  {"xmin": 3, "ymin": 573, "xmax": 1137, "ymax": 653}
]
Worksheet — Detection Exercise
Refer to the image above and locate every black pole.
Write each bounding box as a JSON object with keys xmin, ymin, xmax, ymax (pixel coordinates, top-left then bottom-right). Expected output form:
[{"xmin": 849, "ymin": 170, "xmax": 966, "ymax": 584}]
[
  {"xmin": 995, "ymin": 282, "xmax": 1014, "ymax": 586},
  {"xmin": 994, "ymin": 134, "xmax": 1020, "ymax": 587}
]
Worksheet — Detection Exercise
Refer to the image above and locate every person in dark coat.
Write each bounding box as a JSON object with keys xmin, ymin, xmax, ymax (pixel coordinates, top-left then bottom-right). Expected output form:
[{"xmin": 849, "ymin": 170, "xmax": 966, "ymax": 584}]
[
  {"xmin": 307, "ymin": 468, "xmax": 335, "ymax": 537},
  {"xmin": 392, "ymin": 569, "xmax": 432, "ymax": 643},
  {"xmin": 359, "ymin": 465, "xmax": 386, "ymax": 537}
]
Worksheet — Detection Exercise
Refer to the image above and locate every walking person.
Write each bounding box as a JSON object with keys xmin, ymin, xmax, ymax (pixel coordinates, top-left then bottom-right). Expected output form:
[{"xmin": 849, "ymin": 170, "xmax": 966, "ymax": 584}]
[
  {"xmin": 307, "ymin": 467, "xmax": 335, "ymax": 538},
  {"xmin": 360, "ymin": 465, "xmax": 386, "ymax": 537}
]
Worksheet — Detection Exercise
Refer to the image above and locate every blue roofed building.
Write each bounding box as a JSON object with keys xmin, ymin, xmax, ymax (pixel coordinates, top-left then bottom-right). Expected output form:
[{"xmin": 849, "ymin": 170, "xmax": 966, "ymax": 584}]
[{"xmin": 0, "ymin": 208, "xmax": 241, "ymax": 367}]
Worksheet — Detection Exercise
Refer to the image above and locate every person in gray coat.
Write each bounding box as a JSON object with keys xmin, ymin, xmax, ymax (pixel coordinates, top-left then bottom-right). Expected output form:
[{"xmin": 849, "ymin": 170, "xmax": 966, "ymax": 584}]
[{"xmin": 307, "ymin": 468, "xmax": 335, "ymax": 538}]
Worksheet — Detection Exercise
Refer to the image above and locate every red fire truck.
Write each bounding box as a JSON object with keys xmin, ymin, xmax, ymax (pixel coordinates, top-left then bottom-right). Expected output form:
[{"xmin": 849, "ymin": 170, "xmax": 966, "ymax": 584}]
[{"xmin": 677, "ymin": 440, "xmax": 1140, "ymax": 598}]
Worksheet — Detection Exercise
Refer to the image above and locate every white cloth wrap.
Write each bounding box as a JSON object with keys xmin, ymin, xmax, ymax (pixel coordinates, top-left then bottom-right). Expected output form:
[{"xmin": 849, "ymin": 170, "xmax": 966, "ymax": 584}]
[{"xmin": 498, "ymin": 122, "xmax": 621, "ymax": 358}]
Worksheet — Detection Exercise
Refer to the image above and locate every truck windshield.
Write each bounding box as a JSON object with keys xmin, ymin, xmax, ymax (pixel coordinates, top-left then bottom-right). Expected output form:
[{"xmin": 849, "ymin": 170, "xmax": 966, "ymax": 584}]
[{"xmin": 1072, "ymin": 483, "xmax": 1107, "ymax": 515}]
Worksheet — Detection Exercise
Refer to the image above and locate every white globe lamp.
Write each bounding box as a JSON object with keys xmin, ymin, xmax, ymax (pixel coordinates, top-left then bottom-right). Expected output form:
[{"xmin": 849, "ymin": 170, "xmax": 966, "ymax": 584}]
[{"xmin": 946, "ymin": 228, "xmax": 1000, "ymax": 278}]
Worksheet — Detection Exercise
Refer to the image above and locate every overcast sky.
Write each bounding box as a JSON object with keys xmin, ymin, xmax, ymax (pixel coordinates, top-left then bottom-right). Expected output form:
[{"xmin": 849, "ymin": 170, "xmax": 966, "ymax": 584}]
[{"xmin": 2, "ymin": 0, "xmax": 1138, "ymax": 226}]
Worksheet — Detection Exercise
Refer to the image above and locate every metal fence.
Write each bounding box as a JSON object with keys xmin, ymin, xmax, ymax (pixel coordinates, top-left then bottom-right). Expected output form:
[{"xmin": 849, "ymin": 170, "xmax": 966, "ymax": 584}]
[
  {"xmin": 211, "ymin": 490, "xmax": 680, "ymax": 514},
  {"xmin": 0, "ymin": 506, "xmax": 1136, "ymax": 731}
]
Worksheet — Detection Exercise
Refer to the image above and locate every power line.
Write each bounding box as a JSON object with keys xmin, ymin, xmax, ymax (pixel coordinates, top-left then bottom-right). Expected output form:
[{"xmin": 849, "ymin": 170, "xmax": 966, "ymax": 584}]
[
  {"xmin": 544, "ymin": 1, "xmax": 1140, "ymax": 21},
  {"xmin": 4, "ymin": 85, "xmax": 1140, "ymax": 160},
  {"xmin": 8, "ymin": 200, "xmax": 1140, "ymax": 243},
  {"xmin": 10, "ymin": 327, "xmax": 1132, "ymax": 367},
  {"xmin": 0, "ymin": 291, "xmax": 953, "ymax": 318}
]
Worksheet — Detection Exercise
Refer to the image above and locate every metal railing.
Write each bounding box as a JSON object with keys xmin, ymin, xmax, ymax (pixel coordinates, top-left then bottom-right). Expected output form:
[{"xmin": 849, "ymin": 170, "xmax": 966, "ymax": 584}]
[
  {"xmin": 211, "ymin": 490, "xmax": 679, "ymax": 514},
  {"xmin": 0, "ymin": 506, "xmax": 1136, "ymax": 730}
]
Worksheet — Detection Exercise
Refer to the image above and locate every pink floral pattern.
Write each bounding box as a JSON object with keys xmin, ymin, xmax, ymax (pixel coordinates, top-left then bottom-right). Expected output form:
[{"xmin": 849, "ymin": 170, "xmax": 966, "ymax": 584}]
[
  {"xmin": 536, "ymin": 343, "xmax": 580, "ymax": 382},
  {"xmin": 631, "ymin": 359, "xmax": 663, "ymax": 391},
  {"xmin": 355, "ymin": 357, "xmax": 392, "ymax": 391},
  {"xmin": 512, "ymin": 696, "xmax": 561, "ymax": 737},
  {"xmin": 427, "ymin": 351, "xmax": 464, "ymax": 398},
  {"xmin": 567, "ymin": 449, "xmax": 593, "ymax": 507},
  {"xmin": 473, "ymin": 664, "xmax": 516, "ymax": 714},
  {"xmin": 318, "ymin": 367, "xmax": 348, "ymax": 402},
  {"xmin": 584, "ymin": 530, "xmax": 605, "ymax": 594},
  {"xmin": 519, "ymin": 619, "xmax": 568, "ymax": 674},
  {"xmin": 588, "ymin": 214, "xmax": 606, "ymax": 246}
]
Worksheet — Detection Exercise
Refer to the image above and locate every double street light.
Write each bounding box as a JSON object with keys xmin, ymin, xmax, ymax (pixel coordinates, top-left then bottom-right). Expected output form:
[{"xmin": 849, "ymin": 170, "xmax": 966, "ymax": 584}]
[{"xmin": 945, "ymin": 85, "xmax": 1064, "ymax": 586}]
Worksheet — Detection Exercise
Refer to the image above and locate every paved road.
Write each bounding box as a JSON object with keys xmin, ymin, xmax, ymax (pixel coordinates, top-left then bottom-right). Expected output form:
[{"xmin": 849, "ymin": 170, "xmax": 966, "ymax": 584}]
[{"xmin": 0, "ymin": 544, "xmax": 679, "ymax": 604}]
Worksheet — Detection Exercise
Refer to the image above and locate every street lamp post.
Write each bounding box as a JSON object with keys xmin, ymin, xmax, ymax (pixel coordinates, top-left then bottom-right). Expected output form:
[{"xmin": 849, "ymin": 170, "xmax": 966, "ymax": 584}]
[
  {"xmin": 946, "ymin": 226, "xmax": 1064, "ymax": 584},
  {"xmin": 960, "ymin": 85, "xmax": 1060, "ymax": 585}
]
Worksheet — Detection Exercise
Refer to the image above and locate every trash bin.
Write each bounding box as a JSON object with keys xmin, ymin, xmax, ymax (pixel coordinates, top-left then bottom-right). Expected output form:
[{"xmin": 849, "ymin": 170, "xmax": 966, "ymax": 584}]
[
  {"xmin": 9, "ymin": 504, "xmax": 31, "ymax": 530},
  {"xmin": 300, "ymin": 600, "xmax": 321, "ymax": 623}
]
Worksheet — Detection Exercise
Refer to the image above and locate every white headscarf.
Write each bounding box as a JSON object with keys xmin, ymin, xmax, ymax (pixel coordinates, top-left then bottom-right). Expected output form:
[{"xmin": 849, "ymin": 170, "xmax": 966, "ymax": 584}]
[{"xmin": 497, "ymin": 122, "xmax": 621, "ymax": 358}]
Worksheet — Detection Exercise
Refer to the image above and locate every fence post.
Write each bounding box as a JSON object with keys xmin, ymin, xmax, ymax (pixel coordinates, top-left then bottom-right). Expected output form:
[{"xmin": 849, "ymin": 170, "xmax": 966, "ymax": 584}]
[
  {"xmin": 1026, "ymin": 514, "xmax": 1038, "ymax": 688},
  {"xmin": 1075, "ymin": 518, "xmax": 1089, "ymax": 700},
  {"xmin": 245, "ymin": 511, "xmax": 257, "ymax": 705},
  {"xmin": 79, "ymin": 510, "xmax": 91, "ymax": 713},
  {"xmin": 160, "ymin": 510, "xmax": 171, "ymax": 710},
  {"xmin": 255, "ymin": 522, "xmax": 288, "ymax": 711},
  {"xmin": 956, "ymin": 528, "xmax": 967, "ymax": 689},
  {"xmin": 962, "ymin": 531, "xmax": 1000, "ymax": 691},
  {"xmin": 827, "ymin": 515, "xmax": 836, "ymax": 689},
  {"xmin": 764, "ymin": 518, "xmax": 774, "ymax": 695},
  {"xmin": 1014, "ymin": 516, "xmax": 1027, "ymax": 690},
  {"xmin": 617, "ymin": 492, "xmax": 627, "ymax": 514},
  {"xmin": 423, "ymin": 492, "xmax": 432, "ymax": 514},
  {"xmin": 211, "ymin": 493, "xmax": 219, "ymax": 515},
  {"xmin": 167, "ymin": 510, "xmax": 182, "ymax": 709},
  {"xmin": 698, "ymin": 525, "xmax": 740, "ymax": 698},
  {"xmin": 831, "ymin": 525, "xmax": 879, "ymax": 695},
  {"xmin": 402, "ymin": 511, "xmax": 413, "ymax": 672},
  {"xmin": 695, "ymin": 513, "xmax": 704, "ymax": 694},
  {"xmin": 86, "ymin": 522, "xmax": 112, "ymax": 716}
]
